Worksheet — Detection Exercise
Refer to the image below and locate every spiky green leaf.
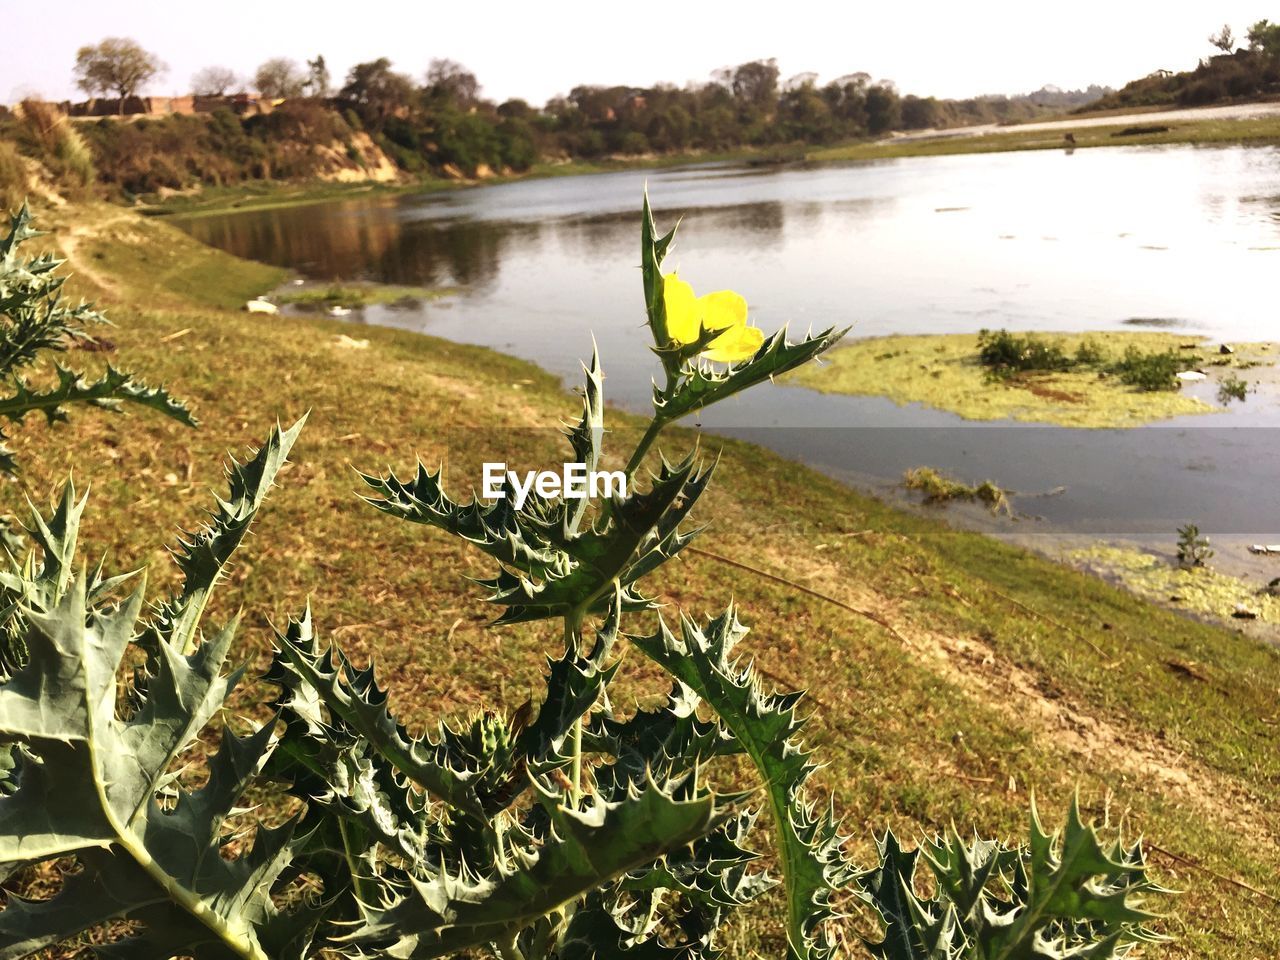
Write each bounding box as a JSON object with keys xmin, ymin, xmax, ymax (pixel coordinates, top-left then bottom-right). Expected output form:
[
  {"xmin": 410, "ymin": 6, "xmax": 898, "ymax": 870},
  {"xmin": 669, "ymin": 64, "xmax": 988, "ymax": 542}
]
[
  {"xmin": 0, "ymin": 577, "xmax": 295, "ymax": 960},
  {"xmin": 629, "ymin": 607, "xmax": 854, "ymax": 960},
  {"xmin": 344, "ymin": 777, "xmax": 717, "ymax": 958}
]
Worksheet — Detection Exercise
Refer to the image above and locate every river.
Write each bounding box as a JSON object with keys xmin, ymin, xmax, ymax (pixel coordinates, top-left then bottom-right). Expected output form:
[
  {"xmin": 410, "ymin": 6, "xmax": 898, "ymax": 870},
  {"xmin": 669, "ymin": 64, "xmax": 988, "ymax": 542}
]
[{"xmin": 174, "ymin": 145, "xmax": 1280, "ymax": 550}]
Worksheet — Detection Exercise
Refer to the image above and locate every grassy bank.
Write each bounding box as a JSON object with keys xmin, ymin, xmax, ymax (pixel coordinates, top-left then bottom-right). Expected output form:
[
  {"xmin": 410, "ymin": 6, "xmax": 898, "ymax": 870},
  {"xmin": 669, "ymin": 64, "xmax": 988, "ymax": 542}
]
[
  {"xmin": 788, "ymin": 331, "xmax": 1275, "ymax": 427},
  {"xmin": 14, "ymin": 202, "xmax": 1280, "ymax": 957},
  {"xmin": 811, "ymin": 114, "xmax": 1280, "ymax": 162}
]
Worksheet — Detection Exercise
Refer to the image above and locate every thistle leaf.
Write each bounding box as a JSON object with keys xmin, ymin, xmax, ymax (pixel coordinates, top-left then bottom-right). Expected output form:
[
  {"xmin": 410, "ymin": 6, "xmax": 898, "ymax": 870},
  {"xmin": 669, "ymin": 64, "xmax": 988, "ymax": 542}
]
[
  {"xmin": 479, "ymin": 451, "xmax": 712, "ymax": 624},
  {"xmin": 585, "ymin": 681, "xmax": 740, "ymax": 798},
  {"xmin": 857, "ymin": 799, "xmax": 1168, "ymax": 960},
  {"xmin": 517, "ymin": 589, "xmax": 622, "ymax": 768},
  {"xmin": 0, "ymin": 577, "xmax": 294, "ymax": 960},
  {"xmin": 629, "ymin": 606, "xmax": 855, "ymax": 960},
  {"xmin": 146, "ymin": 416, "xmax": 305, "ymax": 656},
  {"xmin": 343, "ymin": 777, "xmax": 717, "ymax": 958},
  {"xmin": 858, "ymin": 831, "xmax": 961, "ymax": 959},
  {"xmin": 0, "ymin": 205, "xmax": 194, "ymax": 475},
  {"xmin": 0, "ymin": 362, "xmax": 194, "ymax": 429},
  {"xmin": 361, "ymin": 461, "xmax": 567, "ymax": 581},
  {"xmin": 641, "ymin": 190, "xmax": 680, "ymax": 356},
  {"xmin": 653, "ymin": 326, "xmax": 848, "ymax": 423},
  {"xmin": 364, "ymin": 361, "xmax": 712, "ymax": 626},
  {"xmin": 272, "ymin": 608, "xmax": 484, "ymax": 817}
]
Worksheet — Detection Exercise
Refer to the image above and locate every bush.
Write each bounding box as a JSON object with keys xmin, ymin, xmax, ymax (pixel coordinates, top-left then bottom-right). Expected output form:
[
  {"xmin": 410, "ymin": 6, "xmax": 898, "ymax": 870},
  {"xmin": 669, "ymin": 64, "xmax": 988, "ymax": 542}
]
[
  {"xmin": 1110, "ymin": 346, "xmax": 1190, "ymax": 391},
  {"xmin": 977, "ymin": 328, "xmax": 1073, "ymax": 377},
  {"xmin": 1074, "ymin": 336, "xmax": 1108, "ymax": 365},
  {"xmin": 1218, "ymin": 373, "xmax": 1248, "ymax": 403},
  {"xmin": 0, "ymin": 142, "xmax": 27, "ymax": 212},
  {"xmin": 15, "ymin": 99, "xmax": 95, "ymax": 193},
  {"xmin": 617, "ymin": 130, "xmax": 651, "ymax": 155}
]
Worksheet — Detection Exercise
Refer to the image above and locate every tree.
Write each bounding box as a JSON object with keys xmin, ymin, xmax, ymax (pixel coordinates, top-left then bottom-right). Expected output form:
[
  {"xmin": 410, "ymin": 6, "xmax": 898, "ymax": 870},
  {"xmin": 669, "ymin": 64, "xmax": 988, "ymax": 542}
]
[
  {"xmin": 72, "ymin": 37, "xmax": 164, "ymax": 113},
  {"xmin": 340, "ymin": 58, "xmax": 415, "ymax": 130},
  {"xmin": 254, "ymin": 57, "xmax": 306, "ymax": 99},
  {"xmin": 496, "ymin": 97, "xmax": 534, "ymax": 119},
  {"xmin": 425, "ymin": 58, "xmax": 480, "ymax": 109},
  {"xmin": 1208, "ymin": 24, "xmax": 1235, "ymax": 53},
  {"xmin": 900, "ymin": 94, "xmax": 941, "ymax": 130},
  {"xmin": 306, "ymin": 55, "xmax": 331, "ymax": 97},
  {"xmin": 865, "ymin": 81, "xmax": 901, "ymax": 134},
  {"xmin": 191, "ymin": 65, "xmax": 239, "ymax": 97},
  {"xmin": 731, "ymin": 59, "xmax": 779, "ymax": 110},
  {"xmin": 1247, "ymin": 19, "xmax": 1280, "ymax": 57}
]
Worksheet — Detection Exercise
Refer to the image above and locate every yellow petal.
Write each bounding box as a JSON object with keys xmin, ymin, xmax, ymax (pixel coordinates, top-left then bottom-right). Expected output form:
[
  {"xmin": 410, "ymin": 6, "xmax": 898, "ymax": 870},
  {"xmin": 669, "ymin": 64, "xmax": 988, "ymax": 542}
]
[
  {"xmin": 703, "ymin": 324, "xmax": 764, "ymax": 363},
  {"xmin": 697, "ymin": 290, "xmax": 747, "ymax": 334},
  {"xmin": 662, "ymin": 273, "xmax": 700, "ymax": 345}
]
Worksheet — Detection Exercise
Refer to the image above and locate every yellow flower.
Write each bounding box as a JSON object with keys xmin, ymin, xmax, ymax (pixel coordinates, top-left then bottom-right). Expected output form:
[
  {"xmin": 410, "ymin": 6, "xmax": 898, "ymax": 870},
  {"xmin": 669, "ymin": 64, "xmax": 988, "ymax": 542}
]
[{"xmin": 662, "ymin": 273, "xmax": 764, "ymax": 363}]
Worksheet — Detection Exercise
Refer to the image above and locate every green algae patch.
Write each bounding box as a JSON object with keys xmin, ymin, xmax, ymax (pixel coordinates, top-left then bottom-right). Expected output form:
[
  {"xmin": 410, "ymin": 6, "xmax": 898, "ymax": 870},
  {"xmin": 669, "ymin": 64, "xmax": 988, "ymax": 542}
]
[
  {"xmin": 903, "ymin": 466, "xmax": 1011, "ymax": 513},
  {"xmin": 788, "ymin": 331, "xmax": 1275, "ymax": 428},
  {"xmin": 1067, "ymin": 544, "xmax": 1280, "ymax": 624},
  {"xmin": 277, "ymin": 282, "xmax": 458, "ymax": 310}
]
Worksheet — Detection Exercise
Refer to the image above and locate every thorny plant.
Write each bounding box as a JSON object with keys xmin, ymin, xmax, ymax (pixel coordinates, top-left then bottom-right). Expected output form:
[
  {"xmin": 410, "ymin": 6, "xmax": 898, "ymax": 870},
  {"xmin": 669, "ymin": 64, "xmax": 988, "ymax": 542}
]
[{"xmin": 0, "ymin": 199, "xmax": 1168, "ymax": 959}]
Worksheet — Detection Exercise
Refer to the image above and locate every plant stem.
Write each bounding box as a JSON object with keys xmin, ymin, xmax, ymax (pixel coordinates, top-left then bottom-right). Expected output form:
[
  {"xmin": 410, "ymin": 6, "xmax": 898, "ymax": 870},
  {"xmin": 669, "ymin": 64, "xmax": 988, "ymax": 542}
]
[
  {"xmin": 624, "ymin": 415, "xmax": 669, "ymax": 479},
  {"xmin": 338, "ymin": 817, "xmax": 372, "ymax": 907},
  {"xmin": 571, "ymin": 715, "xmax": 583, "ymax": 803},
  {"xmin": 565, "ymin": 611, "xmax": 585, "ymax": 802},
  {"xmin": 496, "ymin": 930, "xmax": 526, "ymax": 960}
]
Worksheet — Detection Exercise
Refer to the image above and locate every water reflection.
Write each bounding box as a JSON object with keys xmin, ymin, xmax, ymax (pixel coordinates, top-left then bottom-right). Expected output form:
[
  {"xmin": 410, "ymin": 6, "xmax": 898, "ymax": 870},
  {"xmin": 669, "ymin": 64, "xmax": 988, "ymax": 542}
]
[{"xmin": 174, "ymin": 146, "xmax": 1280, "ymax": 535}]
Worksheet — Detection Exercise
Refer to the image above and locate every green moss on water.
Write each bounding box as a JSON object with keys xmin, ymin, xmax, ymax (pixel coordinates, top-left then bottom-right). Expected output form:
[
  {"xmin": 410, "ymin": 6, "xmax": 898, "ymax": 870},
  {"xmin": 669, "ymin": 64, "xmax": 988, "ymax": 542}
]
[
  {"xmin": 903, "ymin": 466, "xmax": 1011, "ymax": 513},
  {"xmin": 788, "ymin": 331, "xmax": 1275, "ymax": 428},
  {"xmin": 277, "ymin": 283, "xmax": 458, "ymax": 309},
  {"xmin": 1067, "ymin": 544, "xmax": 1280, "ymax": 624}
]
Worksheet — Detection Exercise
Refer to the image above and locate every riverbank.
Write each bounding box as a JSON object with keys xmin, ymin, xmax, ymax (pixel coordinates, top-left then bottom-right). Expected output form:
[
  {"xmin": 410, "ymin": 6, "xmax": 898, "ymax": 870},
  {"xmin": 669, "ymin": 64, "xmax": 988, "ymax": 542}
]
[
  {"xmin": 18, "ymin": 200, "xmax": 1280, "ymax": 957},
  {"xmin": 140, "ymin": 148, "xmax": 777, "ymax": 219},
  {"xmin": 136, "ymin": 104, "xmax": 1280, "ymax": 221},
  {"xmin": 812, "ymin": 112, "xmax": 1280, "ymax": 162}
]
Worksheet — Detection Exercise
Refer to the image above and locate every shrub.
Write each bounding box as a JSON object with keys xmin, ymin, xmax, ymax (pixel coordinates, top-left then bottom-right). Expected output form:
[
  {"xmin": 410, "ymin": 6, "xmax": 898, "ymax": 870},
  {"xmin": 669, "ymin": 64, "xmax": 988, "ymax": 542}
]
[
  {"xmin": 15, "ymin": 100, "xmax": 95, "ymax": 193},
  {"xmin": 1218, "ymin": 373, "xmax": 1248, "ymax": 403},
  {"xmin": 1074, "ymin": 336, "xmax": 1108, "ymax": 365},
  {"xmin": 0, "ymin": 200, "xmax": 1169, "ymax": 958},
  {"xmin": 1110, "ymin": 346, "xmax": 1191, "ymax": 392},
  {"xmin": 977, "ymin": 328, "xmax": 1072, "ymax": 378},
  {"xmin": 0, "ymin": 142, "xmax": 27, "ymax": 212}
]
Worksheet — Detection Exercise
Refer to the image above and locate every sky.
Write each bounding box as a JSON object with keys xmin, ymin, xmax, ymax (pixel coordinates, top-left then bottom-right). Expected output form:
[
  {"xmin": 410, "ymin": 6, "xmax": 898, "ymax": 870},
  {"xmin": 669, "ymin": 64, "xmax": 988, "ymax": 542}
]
[{"xmin": 3, "ymin": 1, "xmax": 1275, "ymax": 106}]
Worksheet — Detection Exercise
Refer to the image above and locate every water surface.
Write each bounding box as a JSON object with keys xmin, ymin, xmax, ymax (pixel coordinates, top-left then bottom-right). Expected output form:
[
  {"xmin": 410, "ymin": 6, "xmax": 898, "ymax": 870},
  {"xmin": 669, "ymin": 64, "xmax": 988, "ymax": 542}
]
[{"xmin": 177, "ymin": 147, "xmax": 1280, "ymax": 536}]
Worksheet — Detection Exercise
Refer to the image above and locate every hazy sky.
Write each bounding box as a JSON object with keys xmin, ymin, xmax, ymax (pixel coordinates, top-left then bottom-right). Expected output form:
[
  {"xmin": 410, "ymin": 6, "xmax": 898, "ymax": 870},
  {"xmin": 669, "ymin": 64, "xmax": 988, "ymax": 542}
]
[{"xmin": 3, "ymin": 1, "xmax": 1275, "ymax": 106}]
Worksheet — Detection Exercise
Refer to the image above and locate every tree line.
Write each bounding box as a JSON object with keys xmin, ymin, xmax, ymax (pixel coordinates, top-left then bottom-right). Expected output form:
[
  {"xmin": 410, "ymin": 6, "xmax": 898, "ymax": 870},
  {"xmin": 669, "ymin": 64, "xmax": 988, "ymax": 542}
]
[
  {"xmin": 51, "ymin": 38, "xmax": 1106, "ymax": 193},
  {"xmin": 1083, "ymin": 18, "xmax": 1280, "ymax": 110}
]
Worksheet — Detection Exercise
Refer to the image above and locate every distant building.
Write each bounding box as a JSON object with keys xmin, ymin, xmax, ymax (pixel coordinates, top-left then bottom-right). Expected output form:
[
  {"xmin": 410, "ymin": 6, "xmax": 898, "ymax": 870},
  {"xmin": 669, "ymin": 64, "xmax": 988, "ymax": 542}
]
[{"xmin": 57, "ymin": 94, "xmax": 276, "ymax": 119}]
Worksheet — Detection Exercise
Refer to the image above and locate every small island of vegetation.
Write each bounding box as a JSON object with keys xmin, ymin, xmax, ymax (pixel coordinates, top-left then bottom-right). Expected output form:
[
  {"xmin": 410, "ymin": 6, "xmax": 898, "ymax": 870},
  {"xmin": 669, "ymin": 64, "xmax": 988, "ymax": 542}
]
[{"xmin": 788, "ymin": 330, "xmax": 1274, "ymax": 428}]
